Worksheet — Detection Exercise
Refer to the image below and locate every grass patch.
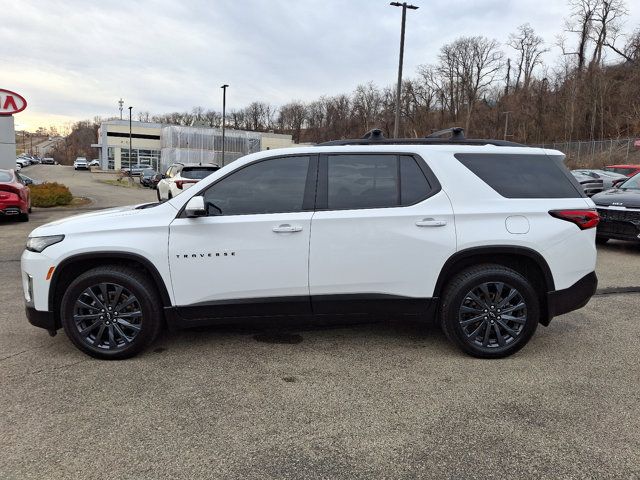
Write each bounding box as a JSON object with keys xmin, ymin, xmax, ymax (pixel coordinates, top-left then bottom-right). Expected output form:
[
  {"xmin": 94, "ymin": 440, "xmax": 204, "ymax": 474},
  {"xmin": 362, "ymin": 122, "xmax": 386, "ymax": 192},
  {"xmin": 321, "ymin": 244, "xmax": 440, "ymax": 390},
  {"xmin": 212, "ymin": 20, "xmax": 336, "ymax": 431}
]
[{"xmin": 30, "ymin": 182, "xmax": 73, "ymax": 207}]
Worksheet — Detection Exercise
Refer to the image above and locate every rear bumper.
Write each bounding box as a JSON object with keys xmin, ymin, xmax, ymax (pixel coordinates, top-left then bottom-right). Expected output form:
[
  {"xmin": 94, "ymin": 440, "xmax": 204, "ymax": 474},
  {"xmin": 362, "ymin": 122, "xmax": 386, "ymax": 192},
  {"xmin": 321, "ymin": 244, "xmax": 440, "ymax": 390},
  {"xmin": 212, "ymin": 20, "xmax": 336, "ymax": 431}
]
[
  {"xmin": 546, "ymin": 271, "xmax": 598, "ymax": 321},
  {"xmin": 25, "ymin": 305, "xmax": 56, "ymax": 331}
]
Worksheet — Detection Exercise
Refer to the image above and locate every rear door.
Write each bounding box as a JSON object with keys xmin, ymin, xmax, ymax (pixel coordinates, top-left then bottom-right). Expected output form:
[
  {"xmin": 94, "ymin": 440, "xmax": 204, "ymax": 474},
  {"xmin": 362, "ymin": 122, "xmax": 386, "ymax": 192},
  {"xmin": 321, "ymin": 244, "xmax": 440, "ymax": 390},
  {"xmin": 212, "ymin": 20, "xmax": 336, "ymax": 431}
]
[{"xmin": 308, "ymin": 153, "xmax": 456, "ymax": 314}]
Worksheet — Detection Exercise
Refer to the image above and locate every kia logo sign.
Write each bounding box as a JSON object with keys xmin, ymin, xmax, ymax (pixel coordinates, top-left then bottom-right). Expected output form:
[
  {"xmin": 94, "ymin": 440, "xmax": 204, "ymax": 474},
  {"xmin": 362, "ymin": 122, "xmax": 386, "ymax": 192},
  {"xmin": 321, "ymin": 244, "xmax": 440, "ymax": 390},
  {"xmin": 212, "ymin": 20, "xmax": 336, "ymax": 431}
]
[{"xmin": 0, "ymin": 89, "xmax": 27, "ymax": 115}]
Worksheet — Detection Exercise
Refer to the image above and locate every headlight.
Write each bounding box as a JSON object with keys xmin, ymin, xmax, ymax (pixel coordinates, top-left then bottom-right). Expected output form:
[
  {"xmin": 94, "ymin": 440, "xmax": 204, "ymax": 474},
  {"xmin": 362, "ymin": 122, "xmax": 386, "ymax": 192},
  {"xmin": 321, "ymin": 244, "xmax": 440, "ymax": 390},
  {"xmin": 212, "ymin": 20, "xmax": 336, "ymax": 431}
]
[{"xmin": 26, "ymin": 235, "xmax": 65, "ymax": 253}]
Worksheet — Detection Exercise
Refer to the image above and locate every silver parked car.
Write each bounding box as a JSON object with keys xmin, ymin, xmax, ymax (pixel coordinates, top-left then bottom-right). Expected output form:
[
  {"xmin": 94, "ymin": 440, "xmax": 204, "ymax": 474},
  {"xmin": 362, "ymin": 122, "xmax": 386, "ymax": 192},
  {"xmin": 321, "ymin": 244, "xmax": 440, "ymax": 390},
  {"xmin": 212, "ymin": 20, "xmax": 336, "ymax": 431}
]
[{"xmin": 572, "ymin": 169, "xmax": 628, "ymax": 189}]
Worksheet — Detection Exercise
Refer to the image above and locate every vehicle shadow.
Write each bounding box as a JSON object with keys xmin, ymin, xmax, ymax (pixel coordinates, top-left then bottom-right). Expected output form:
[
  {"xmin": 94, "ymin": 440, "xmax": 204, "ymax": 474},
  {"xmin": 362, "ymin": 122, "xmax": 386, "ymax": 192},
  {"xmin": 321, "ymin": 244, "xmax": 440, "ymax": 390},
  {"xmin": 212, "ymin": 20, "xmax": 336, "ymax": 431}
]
[{"xmin": 153, "ymin": 316, "xmax": 452, "ymax": 355}]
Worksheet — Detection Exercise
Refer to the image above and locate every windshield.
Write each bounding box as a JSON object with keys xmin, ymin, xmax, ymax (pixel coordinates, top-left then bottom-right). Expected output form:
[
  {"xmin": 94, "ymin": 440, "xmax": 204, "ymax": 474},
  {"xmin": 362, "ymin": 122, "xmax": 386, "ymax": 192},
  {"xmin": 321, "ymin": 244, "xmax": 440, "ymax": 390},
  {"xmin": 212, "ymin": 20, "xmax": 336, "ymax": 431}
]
[
  {"xmin": 604, "ymin": 166, "xmax": 637, "ymax": 175},
  {"xmin": 620, "ymin": 174, "xmax": 640, "ymax": 190},
  {"xmin": 181, "ymin": 167, "xmax": 218, "ymax": 180}
]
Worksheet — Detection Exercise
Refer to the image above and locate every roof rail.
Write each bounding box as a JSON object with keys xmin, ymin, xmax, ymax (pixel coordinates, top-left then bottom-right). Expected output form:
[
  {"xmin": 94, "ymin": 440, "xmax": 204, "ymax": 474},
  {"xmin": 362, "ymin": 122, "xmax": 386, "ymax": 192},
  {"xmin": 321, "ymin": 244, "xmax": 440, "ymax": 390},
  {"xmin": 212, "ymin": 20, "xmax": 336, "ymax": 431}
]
[{"xmin": 316, "ymin": 127, "xmax": 524, "ymax": 147}]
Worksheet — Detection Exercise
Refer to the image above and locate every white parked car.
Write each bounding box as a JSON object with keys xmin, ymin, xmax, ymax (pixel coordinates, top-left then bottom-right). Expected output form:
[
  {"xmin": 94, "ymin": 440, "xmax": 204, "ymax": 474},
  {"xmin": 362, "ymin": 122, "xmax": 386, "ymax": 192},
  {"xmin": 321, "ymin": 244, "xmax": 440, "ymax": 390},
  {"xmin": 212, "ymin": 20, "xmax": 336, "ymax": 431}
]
[
  {"xmin": 156, "ymin": 163, "xmax": 219, "ymax": 201},
  {"xmin": 89, "ymin": 160, "xmax": 100, "ymax": 167},
  {"xmin": 73, "ymin": 157, "xmax": 88, "ymax": 170},
  {"xmin": 21, "ymin": 129, "xmax": 599, "ymax": 359},
  {"xmin": 15, "ymin": 163, "xmax": 22, "ymax": 172}
]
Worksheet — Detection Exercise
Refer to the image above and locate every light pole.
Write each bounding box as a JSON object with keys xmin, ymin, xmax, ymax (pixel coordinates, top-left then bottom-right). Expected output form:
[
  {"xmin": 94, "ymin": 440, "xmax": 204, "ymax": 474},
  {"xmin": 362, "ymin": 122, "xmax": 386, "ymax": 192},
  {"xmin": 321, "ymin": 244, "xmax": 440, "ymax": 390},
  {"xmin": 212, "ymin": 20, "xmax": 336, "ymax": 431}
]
[
  {"xmin": 118, "ymin": 98, "xmax": 124, "ymax": 120},
  {"xmin": 128, "ymin": 106, "xmax": 133, "ymax": 178},
  {"xmin": 390, "ymin": 2, "xmax": 418, "ymax": 138},
  {"xmin": 502, "ymin": 111, "xmax": 511, "ymax": 141},
  {"xmin": 221, "ymin": 84, "xmax": 228, "ymax": 166}
]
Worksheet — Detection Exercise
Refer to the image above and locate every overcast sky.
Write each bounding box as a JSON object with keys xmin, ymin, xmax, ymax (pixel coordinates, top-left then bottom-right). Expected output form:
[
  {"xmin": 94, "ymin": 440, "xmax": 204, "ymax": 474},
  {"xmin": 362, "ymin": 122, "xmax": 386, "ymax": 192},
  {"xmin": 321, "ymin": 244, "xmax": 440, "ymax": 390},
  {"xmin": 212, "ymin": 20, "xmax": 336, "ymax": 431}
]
[{"xmin": 3, "ymin": 0, "xmax": 640, "ymax": 131}]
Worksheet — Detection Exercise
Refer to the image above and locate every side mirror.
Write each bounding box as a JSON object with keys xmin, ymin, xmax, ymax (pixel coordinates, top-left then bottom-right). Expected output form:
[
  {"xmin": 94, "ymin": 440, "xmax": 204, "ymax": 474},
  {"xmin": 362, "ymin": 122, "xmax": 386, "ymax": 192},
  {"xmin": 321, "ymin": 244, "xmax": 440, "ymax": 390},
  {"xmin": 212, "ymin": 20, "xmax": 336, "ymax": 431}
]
[{"xmin": 184, "ymin": 196, "xmax": 206, "ymax": 217}]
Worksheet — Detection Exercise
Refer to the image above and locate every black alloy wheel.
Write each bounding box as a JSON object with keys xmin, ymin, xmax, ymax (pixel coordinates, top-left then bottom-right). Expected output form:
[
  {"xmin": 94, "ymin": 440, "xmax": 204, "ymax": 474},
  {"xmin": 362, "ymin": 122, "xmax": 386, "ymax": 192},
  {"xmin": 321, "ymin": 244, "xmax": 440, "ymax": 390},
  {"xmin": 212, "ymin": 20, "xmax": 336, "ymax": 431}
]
[
  {"xmin": 72, "ymin": 282, "xmax": 143, "ymax": 351},
  {"xmin": 61, "ymin": 266, "xmax": 162, "ymax": 359},
  {"xmin": 440, "ymin": 264, "xmax": 539, "ymax": 358},
  {"xmin": 458, "ymin": 282, "xmax": 527, "ymax": 350}
]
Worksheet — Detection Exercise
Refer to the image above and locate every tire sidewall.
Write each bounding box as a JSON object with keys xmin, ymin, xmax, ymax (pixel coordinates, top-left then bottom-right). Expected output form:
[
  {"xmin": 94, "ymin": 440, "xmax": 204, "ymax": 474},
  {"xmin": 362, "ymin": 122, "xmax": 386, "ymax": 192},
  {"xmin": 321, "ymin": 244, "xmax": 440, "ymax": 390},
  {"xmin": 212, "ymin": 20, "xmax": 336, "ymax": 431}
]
[
  {"xmin": 443, "ymin": 268, "xmax": 539, "ymax": 358},
  {"xmin": 61, "ymin": 269, "xmax": 160, "ymax": 359}
]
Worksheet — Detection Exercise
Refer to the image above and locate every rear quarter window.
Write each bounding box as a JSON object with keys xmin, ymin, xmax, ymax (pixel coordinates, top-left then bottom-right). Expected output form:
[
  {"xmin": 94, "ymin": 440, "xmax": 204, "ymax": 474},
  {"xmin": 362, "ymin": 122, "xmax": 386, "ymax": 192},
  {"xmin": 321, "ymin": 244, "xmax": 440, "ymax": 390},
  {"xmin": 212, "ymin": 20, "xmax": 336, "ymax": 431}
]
[
  {"xmin": 455, "ymin": 153, "xmax": 584, "ymax": 199},
  {"xmin": 0, "ymin": 171, "xmax": 13, "ymax": 182}
]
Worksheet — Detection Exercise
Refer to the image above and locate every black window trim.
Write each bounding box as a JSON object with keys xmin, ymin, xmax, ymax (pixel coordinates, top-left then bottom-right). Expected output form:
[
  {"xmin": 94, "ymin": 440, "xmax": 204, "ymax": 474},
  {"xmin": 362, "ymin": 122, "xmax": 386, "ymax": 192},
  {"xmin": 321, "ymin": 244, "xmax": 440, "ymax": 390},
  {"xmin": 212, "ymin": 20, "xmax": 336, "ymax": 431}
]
[
  {"xmin": 176, "ymin": 153, "xmax": 319, "ymax": 218},
  {"xmin": 316, "ymin": 152, "xmax": 441, "ymax": 211}
]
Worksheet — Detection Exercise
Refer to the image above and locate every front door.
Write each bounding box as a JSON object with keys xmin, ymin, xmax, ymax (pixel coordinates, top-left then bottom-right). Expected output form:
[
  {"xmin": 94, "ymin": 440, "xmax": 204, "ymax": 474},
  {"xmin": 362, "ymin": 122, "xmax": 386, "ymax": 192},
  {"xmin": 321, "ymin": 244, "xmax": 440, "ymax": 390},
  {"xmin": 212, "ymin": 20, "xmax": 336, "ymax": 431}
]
[{"xmin": 168, "ymin": 155, "xmax": 317, "ymax": 320}]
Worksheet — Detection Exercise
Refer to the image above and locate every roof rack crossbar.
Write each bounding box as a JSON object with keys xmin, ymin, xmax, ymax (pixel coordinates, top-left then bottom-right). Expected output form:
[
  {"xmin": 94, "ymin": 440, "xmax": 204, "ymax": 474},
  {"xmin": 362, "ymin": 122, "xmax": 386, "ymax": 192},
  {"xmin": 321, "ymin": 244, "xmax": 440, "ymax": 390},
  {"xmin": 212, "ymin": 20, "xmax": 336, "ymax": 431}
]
[{"xmin": 426, "ymin": 127, "xmax": 465, "ymax": 139}]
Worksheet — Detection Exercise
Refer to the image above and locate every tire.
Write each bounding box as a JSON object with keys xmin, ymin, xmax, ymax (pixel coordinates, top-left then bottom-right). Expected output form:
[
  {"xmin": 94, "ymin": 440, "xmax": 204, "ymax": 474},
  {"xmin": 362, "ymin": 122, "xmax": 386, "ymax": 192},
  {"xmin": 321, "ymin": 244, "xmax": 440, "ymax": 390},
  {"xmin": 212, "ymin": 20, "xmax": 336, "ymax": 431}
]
[
  {"xmin": 60, "ymin": 265, "xmax": 163, "ymax": 360},
  {"xmin": 156, "ymin": 188, "xmax": 162, "ymax": 201},
  {"xmin": 439, "ymin": 264, "xmax": 539, "ymax": 359},
  {"xmin": 168, "ymin": 192, "xmax": 173, "ymax": 200},
  {"xmin": 596, "ymin": 236, "xmax": 609, "ymax": 245}
]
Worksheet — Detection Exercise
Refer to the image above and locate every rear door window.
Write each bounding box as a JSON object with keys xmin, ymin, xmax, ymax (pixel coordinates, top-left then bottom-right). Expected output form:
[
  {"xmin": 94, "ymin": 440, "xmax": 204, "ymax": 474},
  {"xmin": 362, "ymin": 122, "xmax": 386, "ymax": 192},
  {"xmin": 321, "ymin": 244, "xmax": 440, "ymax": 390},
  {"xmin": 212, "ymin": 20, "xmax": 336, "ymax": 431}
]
[
  {"xmin": 455, "ymin": 153, "xmax": 583, "ymax": 199},
  {"xmin": 323, "ymin": 154, "xmax": 434, "ymax": 210},
  {"xmin": 181, "ymin": 167, "xmax": 219, "ymax": 180}
]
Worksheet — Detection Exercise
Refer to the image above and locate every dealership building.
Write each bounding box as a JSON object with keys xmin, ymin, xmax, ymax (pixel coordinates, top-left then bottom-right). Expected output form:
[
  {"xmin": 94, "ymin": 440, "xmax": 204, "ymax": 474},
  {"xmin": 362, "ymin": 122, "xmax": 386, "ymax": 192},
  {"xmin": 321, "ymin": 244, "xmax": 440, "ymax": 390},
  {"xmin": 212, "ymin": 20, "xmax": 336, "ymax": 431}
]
[{"xmin": 92, "ymin": 120, "xmax": 294, "ymax": 171}]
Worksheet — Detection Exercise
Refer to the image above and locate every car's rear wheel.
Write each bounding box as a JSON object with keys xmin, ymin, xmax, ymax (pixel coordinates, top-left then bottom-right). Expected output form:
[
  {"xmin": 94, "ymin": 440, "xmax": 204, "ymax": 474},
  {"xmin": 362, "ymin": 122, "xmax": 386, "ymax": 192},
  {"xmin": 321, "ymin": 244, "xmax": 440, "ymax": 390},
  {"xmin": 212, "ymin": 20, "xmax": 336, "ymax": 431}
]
[
  {"xmin": 60, "ymin": 266, "xmax": 162, "ymax": 359},
  {"xmin": 439, "ymin": 264, "xmax": 539, "ymax": 358},
  {"xmin": 156, "ymin": 188, "xmax": 162, "ymax": 201}
]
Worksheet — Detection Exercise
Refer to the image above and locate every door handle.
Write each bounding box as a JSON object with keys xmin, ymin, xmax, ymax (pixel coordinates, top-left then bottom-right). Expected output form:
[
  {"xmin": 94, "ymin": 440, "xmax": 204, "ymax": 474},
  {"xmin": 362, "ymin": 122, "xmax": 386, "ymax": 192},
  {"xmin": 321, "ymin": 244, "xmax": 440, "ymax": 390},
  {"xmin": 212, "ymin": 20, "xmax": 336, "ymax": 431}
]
[
  {"xmin": 272, "ymin": 224, "xmax": 303, "ymax": 233},
  {"xmin": 416, "ymin": 218, "xmax": 447, "ymax": 227}
]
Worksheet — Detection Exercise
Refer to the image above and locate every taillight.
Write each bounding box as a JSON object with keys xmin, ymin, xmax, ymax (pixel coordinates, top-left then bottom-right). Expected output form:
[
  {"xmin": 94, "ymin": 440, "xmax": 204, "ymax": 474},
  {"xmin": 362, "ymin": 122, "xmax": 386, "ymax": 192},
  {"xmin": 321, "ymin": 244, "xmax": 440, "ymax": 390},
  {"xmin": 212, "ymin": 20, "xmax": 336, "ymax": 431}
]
[
  {"xmin": 175, "ymin": 180, "xmax": 197, "ymax": 190},
  {"xmin": 549, "ymin": 209, "xmax": 600, "ymax": 230}
]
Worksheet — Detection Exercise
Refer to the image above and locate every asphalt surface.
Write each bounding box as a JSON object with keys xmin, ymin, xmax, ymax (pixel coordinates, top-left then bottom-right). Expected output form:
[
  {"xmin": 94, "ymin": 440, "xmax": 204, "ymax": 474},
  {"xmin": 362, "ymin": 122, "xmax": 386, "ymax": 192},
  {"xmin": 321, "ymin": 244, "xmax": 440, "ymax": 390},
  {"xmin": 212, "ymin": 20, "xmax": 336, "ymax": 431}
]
[{"xmin": 1, "ymin": 165, "xmax": 639, "ymax": 479}]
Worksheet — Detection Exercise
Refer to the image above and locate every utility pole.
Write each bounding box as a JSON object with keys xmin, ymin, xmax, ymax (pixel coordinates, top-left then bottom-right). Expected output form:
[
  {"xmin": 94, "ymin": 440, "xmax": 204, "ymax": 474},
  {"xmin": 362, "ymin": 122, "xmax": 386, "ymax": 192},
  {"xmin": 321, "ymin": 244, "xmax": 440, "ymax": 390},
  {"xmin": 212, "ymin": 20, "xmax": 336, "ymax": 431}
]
[
  {"xmin": 128, "ymin": 106, "xmax": 133, "ymax": 179},
  {"xmin": 118, "ymin": 98, "xmax": 124, "ymax": 120},
  {"xmin": 390, "ymin": 2, "xmax": 418, "ymax": 139},
  {"xmin": 502, "ymin": 111, "xmax": 511, "ymax": 141},
  {"xmin": 220, "ymin": 84, "xmax": 228, "ymax": 166}
]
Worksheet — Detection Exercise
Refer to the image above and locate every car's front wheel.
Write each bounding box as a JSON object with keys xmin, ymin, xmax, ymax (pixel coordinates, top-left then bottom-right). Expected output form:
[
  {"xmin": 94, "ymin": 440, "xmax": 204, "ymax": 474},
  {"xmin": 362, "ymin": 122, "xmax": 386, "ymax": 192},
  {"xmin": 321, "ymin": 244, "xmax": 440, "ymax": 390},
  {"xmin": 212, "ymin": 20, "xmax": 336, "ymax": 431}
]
[
  {"xmin": 60, "ymin": 266, "xmax": 162, "ymax": 359},
  {"xmin": 439, "ymin": 264, "xmax": 539, "ymax": 358}
]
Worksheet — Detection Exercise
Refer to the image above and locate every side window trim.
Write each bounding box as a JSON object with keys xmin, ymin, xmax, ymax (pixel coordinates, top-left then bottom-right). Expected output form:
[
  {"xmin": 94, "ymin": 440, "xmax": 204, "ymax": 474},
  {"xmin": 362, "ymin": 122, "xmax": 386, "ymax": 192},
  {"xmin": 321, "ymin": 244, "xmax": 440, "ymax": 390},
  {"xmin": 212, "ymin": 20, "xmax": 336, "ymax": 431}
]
[
  {"xmin": 316, "ymin": 152, "xmax": 441, "ymax": 212},
  {"xmin": 176, "ymin": 154, "xmax": 318, "ymax": 219}
]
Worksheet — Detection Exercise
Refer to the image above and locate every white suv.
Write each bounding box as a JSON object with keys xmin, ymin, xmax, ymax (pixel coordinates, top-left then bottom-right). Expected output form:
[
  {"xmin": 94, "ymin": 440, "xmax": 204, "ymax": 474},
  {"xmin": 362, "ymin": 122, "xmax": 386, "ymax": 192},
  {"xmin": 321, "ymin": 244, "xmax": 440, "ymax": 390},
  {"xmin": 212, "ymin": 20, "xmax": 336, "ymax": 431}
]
[
  {"xmin": 21, "ymin": 130, "xmax": 599, "ymax": 359},
  {"xmin": 156, "ymin": 163, "xmax": 219, "ymax": 201},
  {"xmin": 73, "ymin": 157, "xmax": 88, "ymax": 170}
]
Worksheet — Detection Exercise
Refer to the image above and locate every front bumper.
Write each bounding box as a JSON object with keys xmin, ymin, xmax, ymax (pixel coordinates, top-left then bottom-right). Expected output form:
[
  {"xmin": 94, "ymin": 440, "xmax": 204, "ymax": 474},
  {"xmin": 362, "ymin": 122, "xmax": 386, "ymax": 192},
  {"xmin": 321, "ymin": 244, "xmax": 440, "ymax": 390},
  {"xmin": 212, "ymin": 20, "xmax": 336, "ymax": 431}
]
[
  {"xmin": 25, "ymin": 305, "xmax": 56, "ymax": 331},
  {"xmin": 547, "ymin": 271, "xmax": 598, "ymax": 321},
  {"xmin": 596, "ymin": 208, "xmax": 640, "ymax": 242}
]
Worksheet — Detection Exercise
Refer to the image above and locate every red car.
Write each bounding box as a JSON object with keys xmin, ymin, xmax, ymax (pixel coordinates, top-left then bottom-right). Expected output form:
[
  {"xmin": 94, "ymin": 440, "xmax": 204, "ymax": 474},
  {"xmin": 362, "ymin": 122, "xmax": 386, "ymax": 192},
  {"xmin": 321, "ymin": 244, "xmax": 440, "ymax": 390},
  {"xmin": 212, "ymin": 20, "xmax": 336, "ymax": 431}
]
[
  {"xmin": 603, "ymin": 164, "xmax": 640, "ymax": 177},
  {"xmin": 0, "ymin": 169, "xmax": 31, "ymax": 222}
]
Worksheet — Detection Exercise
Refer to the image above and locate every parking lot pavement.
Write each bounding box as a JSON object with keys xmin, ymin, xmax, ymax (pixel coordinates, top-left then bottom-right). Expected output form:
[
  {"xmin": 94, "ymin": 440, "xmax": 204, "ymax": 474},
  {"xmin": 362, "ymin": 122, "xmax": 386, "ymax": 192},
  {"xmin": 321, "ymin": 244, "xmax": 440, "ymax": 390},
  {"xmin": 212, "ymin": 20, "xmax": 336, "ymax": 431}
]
[{"xmin": 1, "ymin": 167, "xmax": 639, "ymax": 479}]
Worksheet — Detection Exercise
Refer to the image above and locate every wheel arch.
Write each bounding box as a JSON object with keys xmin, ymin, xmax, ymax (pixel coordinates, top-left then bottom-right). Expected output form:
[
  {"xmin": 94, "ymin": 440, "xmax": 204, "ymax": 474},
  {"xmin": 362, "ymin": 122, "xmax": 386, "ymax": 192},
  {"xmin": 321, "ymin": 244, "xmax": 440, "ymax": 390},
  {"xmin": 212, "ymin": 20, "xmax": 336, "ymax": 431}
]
[
  {"xmin": 433, "ymin": 246, "xmax": 555, "ymax": 326},
  {"xmin": 49, "ymin": 252, "xmax": 172, "ymax": 329}
]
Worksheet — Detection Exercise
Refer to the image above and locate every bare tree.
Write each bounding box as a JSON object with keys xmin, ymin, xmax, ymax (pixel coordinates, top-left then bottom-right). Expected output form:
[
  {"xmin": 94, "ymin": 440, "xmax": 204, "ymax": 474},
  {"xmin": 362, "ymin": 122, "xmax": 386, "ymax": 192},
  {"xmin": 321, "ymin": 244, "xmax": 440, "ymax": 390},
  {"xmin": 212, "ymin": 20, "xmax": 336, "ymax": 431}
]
[
  {"xmin": 277, "ymin": 101, "xmax": 307, "ymax": 142},
  {"xmin": 565, "ymin": 0, "xmax": 599, "ymax": 71},
  {"xmin": 508, "ymin": 24, "xmax": 548, "ymax": 90},
  {"xmin": 590, "ymin": 0, "xmax": 627, "ymax": 66},
  {"xmin": 437, "ymin": 36, "xmax": 504, "ymax": 132},
  {"xmin": 352, "ymin": 83, "xmax": 383, "ymax": 131}
]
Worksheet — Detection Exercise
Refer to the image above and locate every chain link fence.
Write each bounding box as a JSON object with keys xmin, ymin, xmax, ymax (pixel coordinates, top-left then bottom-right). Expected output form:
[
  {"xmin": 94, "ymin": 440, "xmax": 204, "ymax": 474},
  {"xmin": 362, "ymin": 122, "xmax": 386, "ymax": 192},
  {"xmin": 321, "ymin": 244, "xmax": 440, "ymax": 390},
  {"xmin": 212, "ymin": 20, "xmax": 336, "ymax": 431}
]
[{"xmin": 531, "ymin": 138, "xmax": 640, "ymax": 168}]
